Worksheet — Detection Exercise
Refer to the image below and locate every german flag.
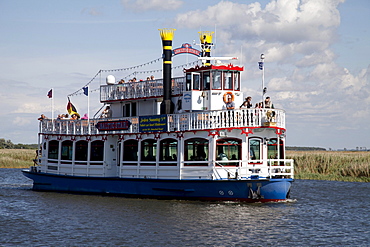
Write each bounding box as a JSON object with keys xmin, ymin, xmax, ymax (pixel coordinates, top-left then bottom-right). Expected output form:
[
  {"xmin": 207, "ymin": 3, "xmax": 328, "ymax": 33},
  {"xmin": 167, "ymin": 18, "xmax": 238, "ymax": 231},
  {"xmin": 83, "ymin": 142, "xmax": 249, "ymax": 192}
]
[{"xmin": 67, "ymin": 98, "xmax": 80, "ymax": 117}]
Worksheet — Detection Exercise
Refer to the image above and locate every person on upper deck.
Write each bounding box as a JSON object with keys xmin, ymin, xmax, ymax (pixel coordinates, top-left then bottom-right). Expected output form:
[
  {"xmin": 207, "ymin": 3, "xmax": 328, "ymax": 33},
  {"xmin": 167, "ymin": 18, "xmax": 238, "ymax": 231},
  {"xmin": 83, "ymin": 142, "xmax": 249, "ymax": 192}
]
[
  {"xmin": 240, "ymin": 96, "xmax": 253, "ymax": 109},
  {"xmin": 225, "ymin": 98, "xmax": 235, "ymax": 110},
  {"xmin": 38, "ymin": 114, "xmax": 47, "ymax": 121},
  {"xmin": 264, "ymin": 96, "xmax": 274, "ymax": 109}
]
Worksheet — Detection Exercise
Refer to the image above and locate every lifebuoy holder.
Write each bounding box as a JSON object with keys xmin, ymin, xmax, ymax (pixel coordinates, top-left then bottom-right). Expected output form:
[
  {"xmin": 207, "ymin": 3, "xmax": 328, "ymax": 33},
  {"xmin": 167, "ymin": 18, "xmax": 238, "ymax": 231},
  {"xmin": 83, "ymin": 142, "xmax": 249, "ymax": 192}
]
[{"xmin": 223, "ymin": 92, "xmax": 234, "ymax": 103}]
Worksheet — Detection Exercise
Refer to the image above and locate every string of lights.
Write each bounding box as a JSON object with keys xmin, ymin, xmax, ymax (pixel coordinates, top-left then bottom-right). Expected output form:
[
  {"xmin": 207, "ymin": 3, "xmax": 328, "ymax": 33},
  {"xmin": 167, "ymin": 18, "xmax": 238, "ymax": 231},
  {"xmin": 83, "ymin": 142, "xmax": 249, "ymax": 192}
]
[{"xmin": 67, "ymin": 58, "xmax": 200, "ymax": 98}]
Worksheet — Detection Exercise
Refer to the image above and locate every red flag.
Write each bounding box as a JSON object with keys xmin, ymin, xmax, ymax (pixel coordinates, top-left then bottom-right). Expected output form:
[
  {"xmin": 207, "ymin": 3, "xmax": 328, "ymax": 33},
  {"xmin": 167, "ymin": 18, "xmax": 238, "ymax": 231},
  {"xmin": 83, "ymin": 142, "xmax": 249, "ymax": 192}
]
[{"xmin": 47, "ymin": 89, "xmax": 52, "ymax": 98}]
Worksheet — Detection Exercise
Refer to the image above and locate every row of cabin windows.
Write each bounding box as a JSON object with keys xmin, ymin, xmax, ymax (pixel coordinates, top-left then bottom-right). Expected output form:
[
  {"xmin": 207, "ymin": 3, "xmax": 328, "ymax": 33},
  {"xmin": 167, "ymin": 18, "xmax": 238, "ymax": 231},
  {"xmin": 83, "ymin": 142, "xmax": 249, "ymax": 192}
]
[
  {"xmin": 46, "ymin": 138, "xmax": 283, "ymax": 165},
  {"xmin": 48, "ymin": 140, "xmax": 104, "ymax": 161},
  {"xmin": 186, "ymin": 71, "xmax": 240, "ymax": 91}
]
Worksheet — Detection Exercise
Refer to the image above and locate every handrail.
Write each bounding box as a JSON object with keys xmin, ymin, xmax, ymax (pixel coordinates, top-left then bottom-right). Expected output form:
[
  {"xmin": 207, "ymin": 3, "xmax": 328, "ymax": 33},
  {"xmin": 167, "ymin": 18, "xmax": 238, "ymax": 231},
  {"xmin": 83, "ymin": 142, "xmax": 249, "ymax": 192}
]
[
  {"xmin": 39, "ymin": 108, "xmax": 285, "ymax": 135},
  {"xmin": 100, "ymin": 77, "xmax": 186, "ymax": 102}
]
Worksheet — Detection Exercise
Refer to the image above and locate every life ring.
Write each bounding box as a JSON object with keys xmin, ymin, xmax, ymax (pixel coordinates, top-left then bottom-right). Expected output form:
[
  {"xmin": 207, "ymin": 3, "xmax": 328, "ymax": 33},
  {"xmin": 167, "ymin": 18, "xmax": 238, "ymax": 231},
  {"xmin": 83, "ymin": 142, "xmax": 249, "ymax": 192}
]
[{"xmin": 223, "ymin": 92, "xmax": 234, "ymax": 103}]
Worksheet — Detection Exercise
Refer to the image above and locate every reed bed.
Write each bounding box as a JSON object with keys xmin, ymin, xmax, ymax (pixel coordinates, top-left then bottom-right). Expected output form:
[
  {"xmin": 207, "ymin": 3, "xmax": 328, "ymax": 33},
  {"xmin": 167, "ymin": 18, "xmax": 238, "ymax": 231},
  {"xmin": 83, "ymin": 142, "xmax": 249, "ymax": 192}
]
[
  {"xmin": 1, "ymin": 149, "xmax": 369, "ymax": 182},
  {"xmin": 287, "ymin": 151, "xmax": 370, "ymax": 182},
  {"xmin": 0, "ymin": 149, "xmax": 36, "ymax": 168}
]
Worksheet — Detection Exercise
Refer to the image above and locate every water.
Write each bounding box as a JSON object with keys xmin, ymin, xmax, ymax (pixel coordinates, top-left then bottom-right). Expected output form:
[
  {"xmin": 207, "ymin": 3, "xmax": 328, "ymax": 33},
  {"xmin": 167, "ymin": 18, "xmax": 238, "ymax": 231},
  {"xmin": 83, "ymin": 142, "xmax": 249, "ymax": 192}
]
[{"xmin": 1, "ymin": 169, "xmax": 369, "ymax": 246}]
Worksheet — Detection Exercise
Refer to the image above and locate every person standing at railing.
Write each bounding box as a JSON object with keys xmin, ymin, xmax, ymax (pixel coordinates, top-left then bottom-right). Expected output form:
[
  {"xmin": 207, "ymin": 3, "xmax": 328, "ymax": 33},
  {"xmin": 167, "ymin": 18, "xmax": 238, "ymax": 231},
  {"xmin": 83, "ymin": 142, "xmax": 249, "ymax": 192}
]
[
  {"xmin": 240, "ymin": 96, "xmax": 253, "ymax": 126},
  {"xmin": 264, "ymin": 96, "xmax": 274, "ymax": 109}
]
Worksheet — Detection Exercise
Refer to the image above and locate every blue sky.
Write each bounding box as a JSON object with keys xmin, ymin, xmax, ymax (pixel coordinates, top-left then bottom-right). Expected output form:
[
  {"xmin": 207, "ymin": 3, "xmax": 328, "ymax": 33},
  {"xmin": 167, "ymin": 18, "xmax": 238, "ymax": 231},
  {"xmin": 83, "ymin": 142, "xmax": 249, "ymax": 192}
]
[{"xmin": 0, "ymin": 0, "xmax": 369, "ymax": 150}]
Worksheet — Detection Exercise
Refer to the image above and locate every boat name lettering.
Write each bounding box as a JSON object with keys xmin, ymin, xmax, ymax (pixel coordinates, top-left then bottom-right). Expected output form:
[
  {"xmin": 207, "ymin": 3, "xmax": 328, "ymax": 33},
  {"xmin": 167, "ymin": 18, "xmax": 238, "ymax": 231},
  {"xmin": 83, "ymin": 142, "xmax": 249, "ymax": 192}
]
[{"xmin": 96, "ymin": 120, "xmax": 131, "ymax": 131}]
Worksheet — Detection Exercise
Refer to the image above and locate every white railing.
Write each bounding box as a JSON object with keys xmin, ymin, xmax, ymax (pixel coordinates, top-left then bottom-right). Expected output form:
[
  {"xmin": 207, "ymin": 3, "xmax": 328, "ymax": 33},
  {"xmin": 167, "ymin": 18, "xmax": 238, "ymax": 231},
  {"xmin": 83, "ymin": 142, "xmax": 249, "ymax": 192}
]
[
  {"xmin": 35, "ymin": 158, "xmax": 293, "ymax": 180},
  {"xmin": 40, "ymin": 108, "xmax": 285, "ymax": 135},
  {"xmin": 100, "ymin": 77, "xmax": 185, "ymax": 102}
]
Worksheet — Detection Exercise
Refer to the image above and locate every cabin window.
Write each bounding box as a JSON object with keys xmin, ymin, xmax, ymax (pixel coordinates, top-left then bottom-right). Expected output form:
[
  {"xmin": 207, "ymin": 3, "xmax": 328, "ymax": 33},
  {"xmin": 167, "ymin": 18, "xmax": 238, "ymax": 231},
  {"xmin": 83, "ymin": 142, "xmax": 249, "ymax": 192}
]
[
  {"xmin": 216, "ymin": 138, "xmax": 241, "ymax": 166},
  {"xmin": 202, "ymin": 71, "xmax": 210, "ymax": 90},
  {"xmin": 234, "ymin": 72, "xmax": 240, "ymax": 91},
  {"xmin": 141, "ymin": 139, "xmax": 157, "ymax": 165},
  {"xmin": 123, "ymin": 139, "xmax": 138, "ymax": 165},
  {"xmin": 90, "ymin": 140, "xmax": 104, "ymax": 162},
  {"xmin": 224, "ymin": 72, "xmax": 232, "ymax": 90},
  {"xmin": 193, "ymin": 73, "xmax": 200, "ymax": 90},
  {"xmin": 75, "ymin": 140, "xmax": 88, "ymax": 162},
  {"xmin": 48, "ymin": 140, "xmax": 59, "ymax": 159},
  {"xmin": 61, "ymin": 140, "xmax": 73, "ymax": 161},
  {"xmin": 268, "ymin": 138, "xmax": 284, "ymax": 160},
  {"xmin": 186, "ymin": 73, "xmax": 191, "ymax": 91},
  {"xmin": 249, "ymin": 138, "xmax": 262, "ymax": 161},
  {"xmin": 123, "ymin": 102, "xmax": 136, "ymax": 117},
  {"xmin": 212, "ymin": 71, "xmax": 222, "ymax": 89},
  {"xmin": 184, "ymin": 138, "xmax": 209, "ymax": 166},
  {"xmin": 159, "ymin": 138, "xmax": 177, "ymax": 166}
]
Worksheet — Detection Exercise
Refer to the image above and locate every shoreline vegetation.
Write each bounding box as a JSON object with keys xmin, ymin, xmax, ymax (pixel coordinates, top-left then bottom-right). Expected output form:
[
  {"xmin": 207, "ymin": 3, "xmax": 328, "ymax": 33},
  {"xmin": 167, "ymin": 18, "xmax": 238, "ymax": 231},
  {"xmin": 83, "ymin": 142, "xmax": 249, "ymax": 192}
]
[{"xmin": 0, "ymin": 149, "xmax": 369, "ymax": 182}]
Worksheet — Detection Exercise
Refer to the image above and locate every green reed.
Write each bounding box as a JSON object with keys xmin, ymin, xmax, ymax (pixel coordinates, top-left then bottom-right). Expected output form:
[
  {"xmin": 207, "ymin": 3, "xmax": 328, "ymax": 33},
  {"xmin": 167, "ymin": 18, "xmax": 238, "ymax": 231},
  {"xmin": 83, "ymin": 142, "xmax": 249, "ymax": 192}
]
[
  {"xmin": 1, "ymin": 149, "xmax": 369, "ymax": 182},
  {"xmin": 0, "ymin": 149, "xmax": 36, "ymax": 168},
  {"xmin": 287, "ymin": 151, "xmax": 370, "ymax": 182}
]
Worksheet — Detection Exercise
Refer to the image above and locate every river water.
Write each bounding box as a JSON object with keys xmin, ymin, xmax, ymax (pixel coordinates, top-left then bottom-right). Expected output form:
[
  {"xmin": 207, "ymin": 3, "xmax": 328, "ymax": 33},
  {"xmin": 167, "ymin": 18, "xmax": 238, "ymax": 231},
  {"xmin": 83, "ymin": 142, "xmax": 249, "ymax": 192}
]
[{"xmin": 0, "ymin": 169, "xmax": 369, "ymax": 246}]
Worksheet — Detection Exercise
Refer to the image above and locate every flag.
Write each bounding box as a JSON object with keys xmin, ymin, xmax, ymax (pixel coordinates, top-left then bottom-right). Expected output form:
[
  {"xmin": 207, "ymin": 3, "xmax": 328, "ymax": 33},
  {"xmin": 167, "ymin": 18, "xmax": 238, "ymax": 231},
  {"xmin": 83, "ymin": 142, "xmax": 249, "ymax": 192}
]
[
  {"xmin": 67, "ymin": 98, "xmax": 80, "ymax": 117},
  {"xmin": 258, "ymin": 62, "xmax": 264, "ymax": 70},
  {"xmin": 47, "ymin": 89, "xmax": 53, "ymax": 98},
  {"xmin": 83, "ymin": 86, "xmax": 88, "ymax": 96}
]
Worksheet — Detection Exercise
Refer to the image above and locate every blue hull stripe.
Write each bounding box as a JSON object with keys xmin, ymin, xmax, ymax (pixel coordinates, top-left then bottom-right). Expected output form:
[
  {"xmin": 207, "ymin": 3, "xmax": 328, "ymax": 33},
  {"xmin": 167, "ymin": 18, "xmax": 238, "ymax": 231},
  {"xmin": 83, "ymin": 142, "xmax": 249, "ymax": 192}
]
[{"xmin": 22, "ymin": 170, "xmax": 293, "ymax": 202}]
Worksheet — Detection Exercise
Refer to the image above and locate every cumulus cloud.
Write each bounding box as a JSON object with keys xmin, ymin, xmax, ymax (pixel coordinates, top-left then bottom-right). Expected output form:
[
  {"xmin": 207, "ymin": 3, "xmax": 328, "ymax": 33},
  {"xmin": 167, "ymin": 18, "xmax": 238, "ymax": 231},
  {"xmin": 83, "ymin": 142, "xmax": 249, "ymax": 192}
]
[
  {"xmin": 121, "ymin": 0, "xmax": 183, "ymax": 11},
  {"xmin": 174, "ymin": 0, "xmax": 369, "ymax": 130}
]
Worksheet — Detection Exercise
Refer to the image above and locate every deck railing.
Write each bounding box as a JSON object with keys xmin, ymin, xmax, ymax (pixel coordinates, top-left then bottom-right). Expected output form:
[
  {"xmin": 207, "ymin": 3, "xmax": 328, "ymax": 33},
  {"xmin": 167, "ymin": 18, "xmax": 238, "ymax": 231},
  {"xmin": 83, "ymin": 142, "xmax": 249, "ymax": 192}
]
[
  {"xmin": 36, "ymin": 158, "xmax": 294, "ymax": 180},
  {"xmin": 100, "ymin": 77, "xmax": 185, "ymax": 102},
  {"xmin": 40, "ymin": 108, "xmax": 285, "ymax": 135}
]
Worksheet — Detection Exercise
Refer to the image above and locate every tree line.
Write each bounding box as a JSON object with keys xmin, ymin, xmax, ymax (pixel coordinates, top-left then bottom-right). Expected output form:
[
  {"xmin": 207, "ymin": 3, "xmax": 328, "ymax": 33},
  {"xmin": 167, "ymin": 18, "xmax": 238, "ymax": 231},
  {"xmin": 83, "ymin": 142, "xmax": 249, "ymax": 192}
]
[{"xmin": 0, "ymin": 138, "xmax": 38, "ymax": 149}]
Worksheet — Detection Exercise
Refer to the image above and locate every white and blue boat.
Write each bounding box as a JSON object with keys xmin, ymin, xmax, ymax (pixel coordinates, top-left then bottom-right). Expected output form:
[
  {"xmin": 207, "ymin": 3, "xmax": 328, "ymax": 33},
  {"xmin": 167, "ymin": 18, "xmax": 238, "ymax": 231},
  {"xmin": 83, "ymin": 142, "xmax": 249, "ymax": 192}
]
[{"xmin": 23, "ymin": 29, "xmax": 294, "ymax": 202}]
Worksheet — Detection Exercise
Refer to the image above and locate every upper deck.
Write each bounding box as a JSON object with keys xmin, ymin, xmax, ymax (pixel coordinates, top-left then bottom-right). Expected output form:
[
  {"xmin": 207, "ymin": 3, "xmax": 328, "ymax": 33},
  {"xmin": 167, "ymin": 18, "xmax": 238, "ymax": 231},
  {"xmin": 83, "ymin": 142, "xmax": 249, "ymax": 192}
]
[
  {"xmin": 100, "ymin": 77, "xmax": 185, "ymax": 103},
  {"xmin": 39, "ymin": 108, "xmax": 285, "ymax": 135}
]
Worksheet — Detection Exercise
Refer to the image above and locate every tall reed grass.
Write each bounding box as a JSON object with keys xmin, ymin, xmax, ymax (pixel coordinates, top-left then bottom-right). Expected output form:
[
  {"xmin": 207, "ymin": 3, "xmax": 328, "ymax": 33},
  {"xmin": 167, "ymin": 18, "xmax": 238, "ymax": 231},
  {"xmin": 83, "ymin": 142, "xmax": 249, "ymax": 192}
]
[
  {"xmin": 0, "ymin": 149, "xmax": 36, "ymax": 168},
  {"xmin": 287, "ymin": 151, "xmax": 370, "ymax": 182},
  {"xmin": 1, "ymin": 149, "xmax": 369, "ymax": 182}
]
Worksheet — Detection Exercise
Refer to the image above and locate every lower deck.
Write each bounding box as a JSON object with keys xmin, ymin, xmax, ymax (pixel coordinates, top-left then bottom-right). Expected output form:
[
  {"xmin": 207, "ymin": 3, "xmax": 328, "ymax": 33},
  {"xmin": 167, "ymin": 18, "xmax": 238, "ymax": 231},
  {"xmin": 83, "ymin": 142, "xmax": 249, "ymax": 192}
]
[{"xmin": 35, "ymin": 128, "xmax": 293, "ymax": 180}]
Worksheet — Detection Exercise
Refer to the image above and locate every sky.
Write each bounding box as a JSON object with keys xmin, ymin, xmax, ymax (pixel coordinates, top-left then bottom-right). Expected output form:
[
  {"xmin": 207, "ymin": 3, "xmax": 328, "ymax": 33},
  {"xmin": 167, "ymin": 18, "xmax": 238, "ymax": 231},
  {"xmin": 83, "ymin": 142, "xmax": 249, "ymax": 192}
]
[{"xmin": 0, "ymin": 0, "xmax": 369, "ymax": 150}]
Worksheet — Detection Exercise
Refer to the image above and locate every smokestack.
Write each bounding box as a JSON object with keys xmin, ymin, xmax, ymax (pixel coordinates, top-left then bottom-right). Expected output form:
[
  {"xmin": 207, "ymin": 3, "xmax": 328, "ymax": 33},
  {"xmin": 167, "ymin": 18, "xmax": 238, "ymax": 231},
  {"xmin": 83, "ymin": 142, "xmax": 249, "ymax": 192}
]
[
  {"xmin": 198, "ymin": 31, "xmax": 214, "ymax": 66},
  {"xmin": 159, "ymin": 28, "xmax": 176, "ymax": 114}
]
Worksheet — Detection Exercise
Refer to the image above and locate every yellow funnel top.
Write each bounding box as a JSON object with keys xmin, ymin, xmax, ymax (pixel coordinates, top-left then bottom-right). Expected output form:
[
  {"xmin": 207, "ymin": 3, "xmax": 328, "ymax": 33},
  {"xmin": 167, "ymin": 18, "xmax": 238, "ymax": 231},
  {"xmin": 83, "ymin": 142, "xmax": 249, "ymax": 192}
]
[
  {"xmin": 159, "ymin": 28, "xmax": 176, "ymax": 41},
  {"xmin": 198, "ymin": 31, "xmax": 214, "ymax": 44}
]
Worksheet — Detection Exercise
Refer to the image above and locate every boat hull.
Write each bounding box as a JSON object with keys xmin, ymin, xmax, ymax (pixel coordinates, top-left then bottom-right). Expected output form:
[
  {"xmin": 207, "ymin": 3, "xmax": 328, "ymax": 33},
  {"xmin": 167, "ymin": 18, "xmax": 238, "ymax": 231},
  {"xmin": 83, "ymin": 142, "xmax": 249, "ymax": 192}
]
[{"xmin": 22, "ymin": 169, "xmax": 293, "ymax": 202}]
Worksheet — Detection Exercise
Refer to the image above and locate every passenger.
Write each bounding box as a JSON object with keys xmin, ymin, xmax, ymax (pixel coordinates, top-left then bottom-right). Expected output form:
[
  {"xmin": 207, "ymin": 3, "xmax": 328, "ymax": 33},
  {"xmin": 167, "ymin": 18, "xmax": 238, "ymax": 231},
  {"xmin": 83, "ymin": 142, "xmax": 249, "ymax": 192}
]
[
  {"xmin": 37, "ymin": 114, "xmax": 47, "ymax": 120},
  {"xmin": 255, "ymin": 102, "xmax": 262, "ymax": 108},
  {"xmin": 264, "ymin": 96, "xmax": 274, "ymax": 109},
  {"xmin": 150, "ymin": 75, "xmax": 155, "ymax": 80},
  {"xmin": 225, "ymin": 98, "xmax": 235, "ymax": 110},
  {"xmin": 81, "ymin": 113, "xmax": 88, "ymax": 120},
  {"xmin": 70, "ymin": 114, "xmax": 79, "ymax": 120},
  {"xmin": 240, "ymin": 97, "xmax": 252, "ymax": 109},
  {"xmin": 101, "ymin": 106, "xmax": 112, "ymax": 118},
  {"xmin": 62, "ymin": 114, "xmax": 69, "ymax": 119}
]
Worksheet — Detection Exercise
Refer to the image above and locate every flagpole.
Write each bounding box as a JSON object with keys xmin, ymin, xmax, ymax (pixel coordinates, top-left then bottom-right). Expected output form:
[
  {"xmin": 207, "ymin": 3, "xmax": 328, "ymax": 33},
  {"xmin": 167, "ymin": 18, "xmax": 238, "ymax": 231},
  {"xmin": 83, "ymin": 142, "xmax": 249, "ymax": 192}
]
[
  {"xmin": 51, "ymin": 88, "xmax": 54, "ymax": 120},
  {"xmin": 87, "ymin": 88, "xmax": 90, "ymax": 134},
  {"xmin": 260, "ymin": 54, "xmax": 265, "ymax": 108}
]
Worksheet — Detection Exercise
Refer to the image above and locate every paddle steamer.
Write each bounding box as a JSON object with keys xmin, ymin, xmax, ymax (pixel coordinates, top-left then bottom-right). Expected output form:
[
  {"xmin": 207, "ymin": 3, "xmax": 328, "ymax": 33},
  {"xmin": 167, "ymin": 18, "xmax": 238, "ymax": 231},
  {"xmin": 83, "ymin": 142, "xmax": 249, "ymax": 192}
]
[{"xmin": 23, "ymin": 29, "xmax": 294, "ymax": 202}]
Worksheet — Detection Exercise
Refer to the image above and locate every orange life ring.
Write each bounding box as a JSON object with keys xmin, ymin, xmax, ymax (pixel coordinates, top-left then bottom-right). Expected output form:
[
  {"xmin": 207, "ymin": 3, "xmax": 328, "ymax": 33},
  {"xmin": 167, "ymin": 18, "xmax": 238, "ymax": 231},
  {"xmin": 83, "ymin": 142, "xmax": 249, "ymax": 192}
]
[{"xmin": 223, "ymin": 92, "xmax": 234, "ymax": 103}]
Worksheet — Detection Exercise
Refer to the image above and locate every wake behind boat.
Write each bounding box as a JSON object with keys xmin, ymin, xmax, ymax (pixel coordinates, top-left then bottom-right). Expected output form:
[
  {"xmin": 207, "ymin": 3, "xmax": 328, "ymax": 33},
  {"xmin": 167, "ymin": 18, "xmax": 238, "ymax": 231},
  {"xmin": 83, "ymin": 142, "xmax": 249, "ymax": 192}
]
[{"xmin": 23, "ymin": 29, "xmax": 294, "ymax": 202}]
